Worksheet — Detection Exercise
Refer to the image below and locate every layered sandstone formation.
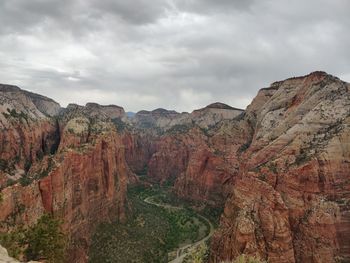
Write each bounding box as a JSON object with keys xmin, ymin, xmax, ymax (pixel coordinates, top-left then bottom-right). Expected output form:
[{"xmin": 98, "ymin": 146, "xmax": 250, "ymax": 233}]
[
  {"xmin": 0, "ymin": 88, "xmax": 134, "ymax": 262},
  {"xmin": 130, "ymin": 102, "xmax": 243, "ymax": 132},
  {"xmin": 210, "ymin": 72, "xmax": 350, "ymax": 263},
  {"xmin": 0, "ymin": 71, "xmax": 349, "ymax": 263},
  {"xmin": 0, "ymin": 84, "xmax": 60, "ymax": 184},
  {"xmin": 125, "ymin": 103, "xmax": 245, "ymax": 205},
  {"xmin": 145, "ymin": 123, "xmax": 247, "ymax": 206}
]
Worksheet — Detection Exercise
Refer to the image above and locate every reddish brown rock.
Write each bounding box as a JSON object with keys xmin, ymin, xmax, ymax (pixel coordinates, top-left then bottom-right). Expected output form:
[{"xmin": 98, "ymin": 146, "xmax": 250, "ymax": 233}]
[
  {"xmin": 0, "ymin": 129, "xmax": 134, "ymax": 262},
  {"xmin": 1, "ymin": 72, "xmax": 349, "ymax": 263},
  {"xmin": 122, "ymin": 132, "xmax": 156, "ymax": 174},
  {"xmin": 211, "ymin": 72, "xmax": 350, "ymax": 263},
  {"xmin": 0, "ymin": 89, "xmax": 135, "ymax": 263},
  {"xmin": 0, "ymin": 120, "xmax": 58, "ymax": 176},
  {"xmin": 146, "ymin": 124, "xmax": 246, "ymax": 206}
]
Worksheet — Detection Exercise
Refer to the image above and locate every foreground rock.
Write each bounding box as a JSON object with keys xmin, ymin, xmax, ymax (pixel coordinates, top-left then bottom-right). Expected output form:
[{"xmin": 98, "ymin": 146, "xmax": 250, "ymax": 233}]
[{"xmin": 0, "ymin": 245, "xmax": 40, "ymax": 263}]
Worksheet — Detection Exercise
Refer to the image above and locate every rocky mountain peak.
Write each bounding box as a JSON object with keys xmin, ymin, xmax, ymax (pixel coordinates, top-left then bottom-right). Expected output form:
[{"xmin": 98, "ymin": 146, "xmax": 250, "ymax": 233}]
[
  {"xmin": 0, "ymin": 84, "xmax": 21, "ymax": 92},
  {"xmin": 152, "ymin": 108, "xmax": 178, "ymax": 115},
  {"xmin": 64, "ymin": 102, "xmax": 125, "ymax": 120},
  {"xmin": 136, "ymin": 108, "xmax": 179, "ymax": 117},
  {"xmin": 204, "ymin": 102, "xmax": 243, "ymax": 111},
  {"xmin": 0, "ymin": 84, "xmax": 61, "ymax": 129},
  {"xmin": 270, "ymin": 71, "xmax": 338, "ymax": 88}
]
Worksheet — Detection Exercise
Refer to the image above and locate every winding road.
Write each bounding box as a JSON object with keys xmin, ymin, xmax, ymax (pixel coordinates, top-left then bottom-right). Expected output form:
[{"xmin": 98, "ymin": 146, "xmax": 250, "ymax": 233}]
[{"xmin": 143, "ymin": 196, "xmax": 215, "ymax": 263}]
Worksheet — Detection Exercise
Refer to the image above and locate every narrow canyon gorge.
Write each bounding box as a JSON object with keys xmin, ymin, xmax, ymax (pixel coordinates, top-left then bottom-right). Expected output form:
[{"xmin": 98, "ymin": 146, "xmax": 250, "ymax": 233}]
[{"xmin": 0, "ymin": 71, "xmax": 349, "ymax": 263}]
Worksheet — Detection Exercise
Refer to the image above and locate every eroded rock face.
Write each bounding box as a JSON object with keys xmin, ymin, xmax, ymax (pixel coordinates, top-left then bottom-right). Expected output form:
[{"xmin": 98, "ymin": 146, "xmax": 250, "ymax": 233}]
[
  {"xmin": 211, "ymin": 72, "xmax": 350, "ymax": 263},
  {"xmin": 122, "ymin": 132, "xmax": 156, "ymax": 174},
  {"xmin": 0, "ymin": 84, "xmax": 61, "ymax": 119},
  {"xmin": 0, "ymin": 72, "xmax": 349, "ymax": 263},
  {"xmin": 0, "ymin": 90, "xmax": 134, "ymax": 263},
  {"xmin": 125, "ymin": 104, "xmax": 246, "ymax": 206},
  {"xmin": 0, "ymin": 84, "xmax": 60, "ymax": 185},
  {"xmin": 65, "ymin": 102, "xmax": 125, "ymax": 120},
  {"xmin": 130, "ymin": 103, "xmax": 243, "ymax": 132},
  {"xmin": 1, "ymin": 133, "xmax": 133, "ymax": 262},
  {"xmin": 170, "ymin": 125, "xmax": 244, "ymax": 206},
  {"xmin": 41, "ymin": 132, "xmax": 133, "ymax": 262}
]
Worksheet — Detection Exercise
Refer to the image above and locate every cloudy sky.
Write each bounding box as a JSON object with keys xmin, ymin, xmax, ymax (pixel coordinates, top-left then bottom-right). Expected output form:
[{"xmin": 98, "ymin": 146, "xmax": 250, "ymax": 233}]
[{"xmin": 0, "ymin": 0, "xmax": 349, "ymax": 112}]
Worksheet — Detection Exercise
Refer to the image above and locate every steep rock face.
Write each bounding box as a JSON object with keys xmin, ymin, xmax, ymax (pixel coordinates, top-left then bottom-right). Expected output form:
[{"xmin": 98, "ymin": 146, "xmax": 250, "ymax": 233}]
[
  {"xmin": 0, "ymin": 90, "xmax": 134, "ymax": 263},
  {"xmin": 173, "ymin": 147, "xmax": 232, "ymax": 205},
  {"xmin": 49, "ymin": 107, "xmax": 134, "ymax": 262},
  {"xmin": 1, "ymin": 136, "xmax": 132, "ymax": 262},
  {"xmin": 142, "ymin": 127, "xmax": 226, "ymax": 204},
  {"xmin": 211, "ymin": 72, "xmax": 350, "ymax": 263},
  {"xmin": 172, "ymin": 121, "xmax": 249, "ymax": 206},
  {"xmin": 147, "ymin": 133, "xmax": 191, "ymax": 184},
  {"xmin": 0, "ymin": 85, "xmax": 60, "ymax": 186},
  {"xmin": 130, "ymin": 108, "xmax": 181, "ymax": 130},
  {"xmin": 122, "ymin": 132, "xmax": 156, "ymax": 174},
  {"xmin": 0, "ymin": 128, "xmax": 133, "ymax": 263},
  {"xmin": 191, "ymin": 102, "xmax": 244, "ymax": 129},
  {"xmin": 0, "ymin": 120, "xmax": 59, "ymax": 183},
  {"xmin": 128, "ymin": 103, "xmax": 245, "ymax": 206},
  {"xmin": 146, "ymin": 123, "xmax": 247, "ymax": 206},
  {"xmin": 41, "ymin": 132, "xmax": 133, "ymax": 262},
  {"xmin": 1, "ymin": 72, "xmax": 349, "ymax": 263},
  {"xmin": 0, "ymin": 84, "xmax": 61, "ymax": 118}
]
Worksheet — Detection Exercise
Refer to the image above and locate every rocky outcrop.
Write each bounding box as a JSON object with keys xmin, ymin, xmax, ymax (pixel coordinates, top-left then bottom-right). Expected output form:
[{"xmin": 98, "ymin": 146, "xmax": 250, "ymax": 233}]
[
  {"xmin": 122, "ymin": 132, "xmax": 156, "ymax": 174},
  {"xmin": 211, "ymin": 72, "xmax": 350, "ymax": 263},
  {"xmin": 130, "ymin": 103, "xmax": 243, "ymax": 132},
  {"xmin": 0, "ymin": 84, "xmax": 60, "ymax": 186},
  {"xmin": 191, "ymin": 102, "xmax": 244, "ymax": 129},
  {"xmin": 0, "ymin": 245, "xmax": 40, "ymax": 263},
  {"xmin": 42, "ymin": 131, "xmax": 133, "ymax": 262},
  {"xmin": 1, "ymin": 72, "xmax": 349, "ymax": 263},
  {"xmin": 136, "ymin": 117, "xmax": 247, "ymax": 206},
  {"xmin": 1, "ymin": 133, "xmax": 133, "ymax": 262},
  {"xmin": 130, "ymin": 108, "xmax": 184, "ymax": 132},
  {"xmin": 0, "ymin": 89, "xmax": 134, "ymax": 263},
  {"xmin": 0, "ymin": 84, "xmax": 61, "ymax": 118},
  {"xmin": 128, "ymin": 103, "xmax": 245, "ymax": 206},
  {"xmin": 66, "ymin": 102, "xmax": 125, "ymax": 120}
]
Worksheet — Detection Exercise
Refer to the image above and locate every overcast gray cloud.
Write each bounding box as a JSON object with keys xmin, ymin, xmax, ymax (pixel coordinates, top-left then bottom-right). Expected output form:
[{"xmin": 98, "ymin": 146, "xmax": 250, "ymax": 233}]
[{"xmin": 0, "ymin": 0, "xmax": 349, "ymax": 112}]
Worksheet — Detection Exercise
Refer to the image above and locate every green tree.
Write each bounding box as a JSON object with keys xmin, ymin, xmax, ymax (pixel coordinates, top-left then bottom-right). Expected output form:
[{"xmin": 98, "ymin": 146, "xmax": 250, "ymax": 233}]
[
  {"xmin": 0, "ymin": 225, "xmax": 27, "ymax": 259},
  {"xmin": 183, "ymin": 243, "xmax": 209, "ymax": 263},
  {"xmin": 24, "ymin": 214, "xmax": 67, "ymax": 263},
  {"xmin": 0, "ymin": 214, "xmax": 68, "ymax": 262}
]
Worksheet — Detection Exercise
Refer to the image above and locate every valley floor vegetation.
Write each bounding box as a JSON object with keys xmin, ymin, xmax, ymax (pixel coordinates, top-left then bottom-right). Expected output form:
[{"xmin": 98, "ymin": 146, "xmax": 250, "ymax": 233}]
[{"xmin": 88, "ymin": 185, "xmax": 211, "ymax": 263}]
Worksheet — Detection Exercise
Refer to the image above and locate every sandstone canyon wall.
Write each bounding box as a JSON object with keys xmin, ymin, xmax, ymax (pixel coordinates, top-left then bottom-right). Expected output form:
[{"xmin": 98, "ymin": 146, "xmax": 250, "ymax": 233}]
[
  {"xmin": 127, "ymin": 103, "xmax": 246, "ymax": 206},
  {"xmin": 210, "ymin": 72, "xmax": 350, "ymax": 263},
  {"xmin": 0, "ymin": 87, "xmax": 134, "ymax": 262},
  {"xmin": 0, "ymin": 72, "xmax": 349, "ymax": 263}
]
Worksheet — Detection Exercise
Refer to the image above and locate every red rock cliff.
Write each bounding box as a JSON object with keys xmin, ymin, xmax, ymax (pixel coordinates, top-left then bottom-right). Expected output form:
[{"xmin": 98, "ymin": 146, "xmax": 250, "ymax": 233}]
[
  {"xmin": 211, "ymin": 72, "xmax": 350, "ymax": 263},
  {"xmin": 0, "ymin": 90, "xmax": 134, "ymax": 263}
]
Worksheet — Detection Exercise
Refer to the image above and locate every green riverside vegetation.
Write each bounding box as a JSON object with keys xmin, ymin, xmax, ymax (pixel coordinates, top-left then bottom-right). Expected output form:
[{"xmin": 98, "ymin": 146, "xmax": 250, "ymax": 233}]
[{"xmin": 88, "ymin": 185, "xmax": 211, "ymax": 263}]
